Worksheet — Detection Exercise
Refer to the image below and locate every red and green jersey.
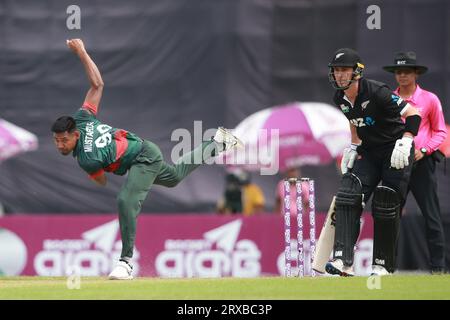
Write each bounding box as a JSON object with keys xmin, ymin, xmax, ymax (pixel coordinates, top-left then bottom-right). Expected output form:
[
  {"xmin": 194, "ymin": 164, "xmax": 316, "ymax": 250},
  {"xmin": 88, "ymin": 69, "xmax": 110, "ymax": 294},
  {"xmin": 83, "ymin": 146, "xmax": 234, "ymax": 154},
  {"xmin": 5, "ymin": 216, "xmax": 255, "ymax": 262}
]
[{"xmin": 73, "ymin": 103, "xmax": 143, "ymax": 179}]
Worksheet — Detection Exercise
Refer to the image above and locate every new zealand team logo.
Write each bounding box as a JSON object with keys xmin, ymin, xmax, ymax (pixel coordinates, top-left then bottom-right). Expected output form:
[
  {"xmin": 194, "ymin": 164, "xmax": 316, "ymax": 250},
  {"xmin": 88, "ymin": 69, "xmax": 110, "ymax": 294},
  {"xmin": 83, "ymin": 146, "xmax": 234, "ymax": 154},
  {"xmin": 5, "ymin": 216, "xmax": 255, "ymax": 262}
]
[{"xmin": 361, "ymin": 100, "xmax": 370, "ymax": 110}]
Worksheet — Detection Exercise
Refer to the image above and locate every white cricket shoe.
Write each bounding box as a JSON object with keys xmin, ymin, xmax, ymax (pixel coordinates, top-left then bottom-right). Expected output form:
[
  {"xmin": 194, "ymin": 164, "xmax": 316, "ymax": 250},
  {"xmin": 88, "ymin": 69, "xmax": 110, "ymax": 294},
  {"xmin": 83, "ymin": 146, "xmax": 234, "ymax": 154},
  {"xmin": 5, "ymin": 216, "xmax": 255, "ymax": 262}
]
[
  {"xmin": 371, "ymin": 265, "xmax": 391, "ymax": 276},
  {"xmin": 213, "ymin": 127, "xmax": 244, "ymax": 152},
  {"xmin": 108, "ymin": 260, "xmax": 133, "ymax": 280},
  {"xmin": 342, "ymin": 265, "xmax": 355, "ymax": 276},
  {"xmin": 325, "ymin": 259, "xmax": 354, "ymax": 277}
]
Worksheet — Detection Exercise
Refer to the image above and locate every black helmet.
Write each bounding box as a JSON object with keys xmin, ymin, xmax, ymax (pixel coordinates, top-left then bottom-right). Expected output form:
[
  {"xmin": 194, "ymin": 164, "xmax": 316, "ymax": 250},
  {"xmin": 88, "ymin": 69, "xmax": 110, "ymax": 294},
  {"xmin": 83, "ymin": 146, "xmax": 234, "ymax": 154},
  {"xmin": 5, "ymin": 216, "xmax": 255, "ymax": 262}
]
[{"xmin": 328, "ymin": 48, "xmax": 365, "ymax": 90}]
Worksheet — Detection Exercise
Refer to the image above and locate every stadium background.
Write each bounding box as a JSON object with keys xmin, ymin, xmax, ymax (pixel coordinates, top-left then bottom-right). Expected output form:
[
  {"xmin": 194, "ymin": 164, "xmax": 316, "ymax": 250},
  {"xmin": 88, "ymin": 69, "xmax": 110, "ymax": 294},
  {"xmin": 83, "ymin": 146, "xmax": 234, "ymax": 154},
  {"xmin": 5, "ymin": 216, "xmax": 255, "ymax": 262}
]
[{"xmin": 0, "ymin": 0, "xmax": 449, "ymax": 271}]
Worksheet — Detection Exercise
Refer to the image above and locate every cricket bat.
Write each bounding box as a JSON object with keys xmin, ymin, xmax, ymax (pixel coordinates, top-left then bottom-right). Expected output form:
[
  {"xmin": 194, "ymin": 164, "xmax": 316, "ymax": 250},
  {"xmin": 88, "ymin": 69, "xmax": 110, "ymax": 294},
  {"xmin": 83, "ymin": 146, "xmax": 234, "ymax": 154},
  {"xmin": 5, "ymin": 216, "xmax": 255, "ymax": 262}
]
[{"xmin": 312, "ymin": 196, "xmax": 336, "ymax": 273}]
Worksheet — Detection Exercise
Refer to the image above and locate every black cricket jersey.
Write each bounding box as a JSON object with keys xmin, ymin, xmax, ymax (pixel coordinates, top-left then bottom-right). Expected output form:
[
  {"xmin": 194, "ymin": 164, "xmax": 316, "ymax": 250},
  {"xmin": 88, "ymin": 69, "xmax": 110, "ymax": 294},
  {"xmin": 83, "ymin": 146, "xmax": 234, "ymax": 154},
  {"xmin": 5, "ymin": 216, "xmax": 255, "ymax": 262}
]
[{"xmin": 333, "ymin": 78, "xmax": 408, "ymax": 150}]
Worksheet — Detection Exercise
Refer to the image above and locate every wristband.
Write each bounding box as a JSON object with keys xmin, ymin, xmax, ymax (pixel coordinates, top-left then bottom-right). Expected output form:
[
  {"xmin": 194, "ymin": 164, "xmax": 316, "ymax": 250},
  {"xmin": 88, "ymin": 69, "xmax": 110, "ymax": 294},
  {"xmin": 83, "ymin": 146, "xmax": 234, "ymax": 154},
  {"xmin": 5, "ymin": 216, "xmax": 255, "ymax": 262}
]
[{"xmin": 404, "ymin": 114, "xmax": 421, "ymax": 136}]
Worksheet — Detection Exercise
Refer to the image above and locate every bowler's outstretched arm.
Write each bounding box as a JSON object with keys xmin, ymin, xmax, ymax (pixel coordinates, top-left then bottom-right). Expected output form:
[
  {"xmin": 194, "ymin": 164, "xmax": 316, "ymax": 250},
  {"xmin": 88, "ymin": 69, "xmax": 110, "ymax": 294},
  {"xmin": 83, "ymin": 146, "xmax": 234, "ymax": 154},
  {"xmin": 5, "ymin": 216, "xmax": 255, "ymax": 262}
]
[{"xmin": 67, "ymin": 38, "xmax": 104, "ymax": 112}]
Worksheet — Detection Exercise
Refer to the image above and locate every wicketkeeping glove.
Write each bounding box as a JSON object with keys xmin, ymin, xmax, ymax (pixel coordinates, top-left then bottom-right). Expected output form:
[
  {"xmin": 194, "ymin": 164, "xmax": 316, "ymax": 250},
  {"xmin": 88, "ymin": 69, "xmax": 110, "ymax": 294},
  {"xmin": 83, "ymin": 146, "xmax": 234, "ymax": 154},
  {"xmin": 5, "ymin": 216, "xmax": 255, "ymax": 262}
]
[
  {"xmin": 340, "ymin": 143, "xmax": 359, "ymax": 174},
  {"xmin": 390, "ymin": 136, "xmax": 413, "ymax": 169}
]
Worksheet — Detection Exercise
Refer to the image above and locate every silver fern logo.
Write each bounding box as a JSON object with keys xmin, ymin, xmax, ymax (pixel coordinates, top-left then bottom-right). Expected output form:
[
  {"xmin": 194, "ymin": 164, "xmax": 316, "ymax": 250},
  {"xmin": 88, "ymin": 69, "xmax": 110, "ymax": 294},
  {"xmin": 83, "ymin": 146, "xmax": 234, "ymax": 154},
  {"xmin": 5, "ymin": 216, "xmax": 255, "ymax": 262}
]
[{"xmin": 361, "ymin": 100, "xmax": 370, "ymax": 110}]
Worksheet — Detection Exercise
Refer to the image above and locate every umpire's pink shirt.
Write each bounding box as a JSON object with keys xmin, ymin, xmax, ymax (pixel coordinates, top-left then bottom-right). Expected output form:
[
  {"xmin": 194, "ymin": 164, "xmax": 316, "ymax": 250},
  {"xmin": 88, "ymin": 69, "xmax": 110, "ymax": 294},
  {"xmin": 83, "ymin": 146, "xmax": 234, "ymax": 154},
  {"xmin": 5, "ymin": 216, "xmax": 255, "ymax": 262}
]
[{"xmin": 395, "ymin": 84, "xmax": 447, "ymax": 155}]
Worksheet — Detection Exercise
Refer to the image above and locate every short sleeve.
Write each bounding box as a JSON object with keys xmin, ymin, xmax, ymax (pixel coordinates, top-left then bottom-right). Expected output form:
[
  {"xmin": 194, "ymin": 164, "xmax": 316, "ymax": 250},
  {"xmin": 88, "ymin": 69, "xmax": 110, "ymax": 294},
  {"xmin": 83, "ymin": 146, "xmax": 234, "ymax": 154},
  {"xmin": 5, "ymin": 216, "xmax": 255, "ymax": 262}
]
[
  {"xmin": 81, "ymin": 102, "xmax": 98, "ymax": 115},
  {"xmin": 73, "ymin": 107, "xmax": 96, "ymax": 123}
]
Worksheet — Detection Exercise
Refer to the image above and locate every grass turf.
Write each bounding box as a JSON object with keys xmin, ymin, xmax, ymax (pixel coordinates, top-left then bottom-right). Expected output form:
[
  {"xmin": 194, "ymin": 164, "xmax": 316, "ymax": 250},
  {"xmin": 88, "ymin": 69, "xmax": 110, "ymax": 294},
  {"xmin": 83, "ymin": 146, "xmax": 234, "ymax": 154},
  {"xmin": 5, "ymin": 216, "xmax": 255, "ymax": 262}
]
[{"xmin": 0, "ymin": 275, "xmax": 449, "ymax": 300}]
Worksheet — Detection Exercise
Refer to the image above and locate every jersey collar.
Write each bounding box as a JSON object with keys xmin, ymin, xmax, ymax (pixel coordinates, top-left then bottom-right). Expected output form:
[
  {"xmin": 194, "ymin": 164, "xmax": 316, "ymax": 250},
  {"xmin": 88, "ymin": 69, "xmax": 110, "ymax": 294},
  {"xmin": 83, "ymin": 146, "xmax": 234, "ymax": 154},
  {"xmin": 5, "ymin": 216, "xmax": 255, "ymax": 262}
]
[
  {"xmin": 338, "ymin": 78, "xmax": 367, "ymax": 106},
  {"xmin": 394, "ymin": 84, "xmax": 422, "ymax": 104}
]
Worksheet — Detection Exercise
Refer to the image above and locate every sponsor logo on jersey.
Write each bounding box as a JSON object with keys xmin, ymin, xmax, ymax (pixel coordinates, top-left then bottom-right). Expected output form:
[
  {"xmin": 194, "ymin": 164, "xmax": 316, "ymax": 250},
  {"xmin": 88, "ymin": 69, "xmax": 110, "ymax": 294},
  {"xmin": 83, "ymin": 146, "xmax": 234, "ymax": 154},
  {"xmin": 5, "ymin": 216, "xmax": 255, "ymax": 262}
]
[
  {"xmin": 350, "ymin": 117, "xmax": 375, "ymax": 127},
  {"xmin": 365, "ymin": 116, "xmax": 375, "ymax": 126},
  {"xmin": 391, "ymin": 94, "xmax": 403, "ymax": 106},
  {"xmin": 340, "ymin": 104, "xmax": 350, "ymax": 113}
]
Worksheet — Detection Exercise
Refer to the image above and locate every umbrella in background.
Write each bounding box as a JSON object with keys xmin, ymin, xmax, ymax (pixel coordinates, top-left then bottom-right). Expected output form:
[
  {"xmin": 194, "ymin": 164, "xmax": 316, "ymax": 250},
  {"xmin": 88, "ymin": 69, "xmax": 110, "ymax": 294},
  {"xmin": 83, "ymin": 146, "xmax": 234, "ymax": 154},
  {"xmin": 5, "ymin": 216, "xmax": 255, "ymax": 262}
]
[
  {"xmin": 223, "ymin": 102, "xmax": 350, "ymax": 172},
  {"xmin": 0, "ymin": 119, "xmax": 38, "ymax": 162}
]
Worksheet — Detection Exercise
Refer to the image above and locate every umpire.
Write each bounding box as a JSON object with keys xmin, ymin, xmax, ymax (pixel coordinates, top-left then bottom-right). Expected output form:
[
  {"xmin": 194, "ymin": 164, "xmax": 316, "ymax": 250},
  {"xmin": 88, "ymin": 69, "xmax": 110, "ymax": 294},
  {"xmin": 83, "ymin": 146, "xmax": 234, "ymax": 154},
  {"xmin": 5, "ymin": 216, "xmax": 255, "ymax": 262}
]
[
  {"xmin": 325, "ymin": 48, "xmax": 422, "ymax": 276},
  {"xmin": 383, "ymin": 52, "xmax": 448, "ymax": 274}
]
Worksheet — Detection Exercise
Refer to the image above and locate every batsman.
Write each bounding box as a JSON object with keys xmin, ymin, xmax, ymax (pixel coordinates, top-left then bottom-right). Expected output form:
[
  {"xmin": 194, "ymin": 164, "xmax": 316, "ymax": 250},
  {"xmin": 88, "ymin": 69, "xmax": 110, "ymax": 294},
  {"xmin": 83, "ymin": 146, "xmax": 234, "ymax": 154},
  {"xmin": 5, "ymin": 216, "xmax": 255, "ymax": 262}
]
[
  {"xmin": 324, "ymin": 48, "xmax": 421, "ymax": 276},
  {"xmin": 51, "ymin": 39, "xmax": 242, "ymax": 280}
]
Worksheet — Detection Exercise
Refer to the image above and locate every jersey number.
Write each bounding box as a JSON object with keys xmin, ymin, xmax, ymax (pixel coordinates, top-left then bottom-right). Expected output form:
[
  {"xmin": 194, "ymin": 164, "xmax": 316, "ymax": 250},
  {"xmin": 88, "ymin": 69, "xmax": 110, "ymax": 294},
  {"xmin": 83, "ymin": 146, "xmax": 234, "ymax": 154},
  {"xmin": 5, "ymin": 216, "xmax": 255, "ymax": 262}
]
[{"xmin": 95, "ymin": 125, "xmax": 112, "ymax": 148}]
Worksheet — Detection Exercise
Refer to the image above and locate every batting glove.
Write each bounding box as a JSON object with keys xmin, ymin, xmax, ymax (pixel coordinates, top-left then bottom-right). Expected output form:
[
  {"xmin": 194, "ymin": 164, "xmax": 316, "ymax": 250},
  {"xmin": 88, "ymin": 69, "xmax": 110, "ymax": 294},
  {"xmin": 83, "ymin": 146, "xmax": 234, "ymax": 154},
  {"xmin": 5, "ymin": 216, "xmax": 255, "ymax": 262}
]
[
  {"xmin": 340, "ymin": 143, "xmax": 359, "ymax": 174},
  {"xmin": 390, "ymin": 136, "xmax": 413, "ymax": 169}
]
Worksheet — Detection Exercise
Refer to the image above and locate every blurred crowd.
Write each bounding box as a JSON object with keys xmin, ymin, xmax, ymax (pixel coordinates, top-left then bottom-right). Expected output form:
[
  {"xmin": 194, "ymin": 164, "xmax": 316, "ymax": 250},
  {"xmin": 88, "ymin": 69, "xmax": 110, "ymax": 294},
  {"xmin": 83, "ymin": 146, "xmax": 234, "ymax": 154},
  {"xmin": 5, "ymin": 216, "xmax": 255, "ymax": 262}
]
[{"xmin": 216, "ymin": 167, "xmax": 312, "ymax": 217}]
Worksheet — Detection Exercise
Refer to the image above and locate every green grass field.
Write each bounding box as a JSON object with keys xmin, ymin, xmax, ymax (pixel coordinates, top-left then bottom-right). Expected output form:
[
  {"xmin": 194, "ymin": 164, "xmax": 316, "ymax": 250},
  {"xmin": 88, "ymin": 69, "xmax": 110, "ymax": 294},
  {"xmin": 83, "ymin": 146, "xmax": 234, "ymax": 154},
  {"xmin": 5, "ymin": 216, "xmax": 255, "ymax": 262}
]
[{"xmin": 0, "ymin": 275, "xmax": 449, "ymax": 300}]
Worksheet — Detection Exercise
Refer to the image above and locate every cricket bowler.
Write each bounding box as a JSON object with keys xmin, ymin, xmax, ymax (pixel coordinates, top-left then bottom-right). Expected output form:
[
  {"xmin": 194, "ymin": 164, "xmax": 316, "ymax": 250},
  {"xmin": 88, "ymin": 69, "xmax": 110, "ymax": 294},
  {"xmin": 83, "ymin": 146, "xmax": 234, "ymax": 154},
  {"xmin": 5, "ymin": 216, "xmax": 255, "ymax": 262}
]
[{"xmin": 51, "ymin": 39, "xmax": 243, "ymax": 280}]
